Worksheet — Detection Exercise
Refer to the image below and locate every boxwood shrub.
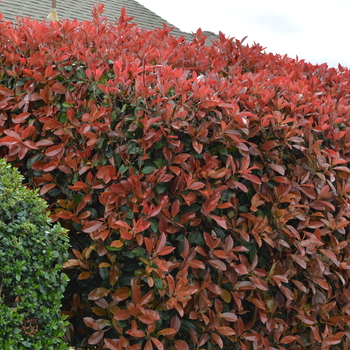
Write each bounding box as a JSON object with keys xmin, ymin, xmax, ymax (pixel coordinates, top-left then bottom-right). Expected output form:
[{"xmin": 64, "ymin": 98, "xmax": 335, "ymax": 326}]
[{"xmin": 0, "ymin": 159, "xmax": 70, "ymax": 349}]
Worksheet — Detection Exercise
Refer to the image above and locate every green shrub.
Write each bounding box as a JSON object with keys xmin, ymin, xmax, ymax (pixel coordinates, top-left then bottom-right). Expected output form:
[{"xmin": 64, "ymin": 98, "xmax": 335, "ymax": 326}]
[{"xmin": 0, "ymin": 159, "xmax": 70, "ymax": 349}]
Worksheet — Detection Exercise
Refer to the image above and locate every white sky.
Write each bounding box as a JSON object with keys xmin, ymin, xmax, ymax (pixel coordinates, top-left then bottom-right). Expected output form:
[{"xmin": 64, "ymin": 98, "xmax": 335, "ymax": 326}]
[{"xmin": 138, "ymin": 0, "xmax": 350, "ymax": 69}]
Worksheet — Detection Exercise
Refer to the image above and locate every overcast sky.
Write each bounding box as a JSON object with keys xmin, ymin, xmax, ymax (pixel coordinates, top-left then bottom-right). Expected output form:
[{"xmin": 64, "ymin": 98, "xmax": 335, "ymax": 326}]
[{"xmin": 138, "ymin": 0, "xmax": 350, "ymax": 69}]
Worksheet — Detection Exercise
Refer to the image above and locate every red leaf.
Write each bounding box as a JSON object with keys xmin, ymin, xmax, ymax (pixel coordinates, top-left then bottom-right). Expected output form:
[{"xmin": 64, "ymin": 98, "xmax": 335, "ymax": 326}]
[
  {"xmin": 298, "ymin": 314, "xmax": 316, "ymax": 325},
  {"xmin": 36, "ymin": 139, "xmax": 54, "ymax": 147},
  {"xmin": 139, "ymin": 310, "xmax": 160, "ymax": 324},
  {"xmin": 232, "ymin": 246, "xmax": 249, "ymax": 252},
  {"xmin": 114, "ymin": 309, "xmax": 131, "ymax": 320},
  {"xmin": 179, "ymin": 212, "xmax": 196, "ymax": 224},
  {"xmin": 217, "ymin": 326, "xmax": 235, "ymax": 336},
  {"xmin": 126, "ymin": 328, "xmax": 145, "ymax": 338},
  {"xmin": 280, "ymin": 336, "xmax": 297, "ymax": 344},
  {"xmin": 113, "ymin": 220, "xmax": 131, "ymax": 229},
  {"xmin": 171, "ymin": 200, "xmax": 181, "ymax": 218},
  {"xmin": 272, "ymin": 176, "xmax": 289, "ymax": 183},
  {"xmin": 208, "ymin": 215, "xmax": 227, "ymax": 229},
  {"xmin": 155, "ymin": 258, "xmax": 169, "ymax": 272},
  {"xmin": 140, "ymin": 291, "xmax": 154, "ymax": 306},
  {"xmin": 248, "ymin": 298, "xmax": 265, "ymax": 309},
  {"xmin": 134, "ymin": 219, "xmax": 151, "ymax": 233},
  {"xmin": 56, "ymin": 211, "xmax": 74, "ymax": 220},
  {"xmin": 88, "ymin": 330, "xmax": 104, "ymax": 345},
  {"xmin": 112, "ymin": 287, "xmax": 130, "ymax": 302},
  {"xmin": 210, "ymin": 333, "xmax": 223, "ymax": 349},
  {"xmin": 0, "ymin": 86, "xmax": 14, "ymax": 96},
  {"xmin": 320, "ymin": 249, "xmax": 338, "ymax": 263},
  {"xmin": 175, "ymin": 339, "xmax": 189, "ymax": 350},
  {"xmin": 158, "ymin": 246, "xmax": 176, "ymax": 256},
  {"xmin": 291, "ymin": 254, "xmax": 307, "ymax": 269},
  {"xmin": 151, "ymin": 337, "xmax": 164, "ymax": 350},
  {"xmin": 243, "ymin": 333, "xmax": 263, "ymax": 341},
  {"xmin": 104, "ymin": 339, "xmax": 119, "ymax": 350},
  {"xmin": 68, "ymin": 181, "xmax": 89, "ymax": 191},
  {"xmin": 324, "ymin": 337, "xmax": 342, "ymax": 345},
  {"xmin": 207, "ymin": 282, "xmax": 222, "ymax": 295},
  {"xmin": 208, "ymin": 168, "xmax": 229, "ymax": 179},
  {"xmin": 249, "ymin": 275, "xmax": 269, "ymax": 291},
  {"xmin": 144, "ymin": 340, "xmax": 153, "ymax": 350},
  {"xmin": 291, "ymin": 279, "xmax": 309, "ymax": 293},
  {"xmin": 88, "ymin": 287, "xmax": 110, "ymax": 300},
  {"xmin": 156, "ymin": 328, "xmax": 177, "ymax": 336},
  {"xmin": 63, "ymin": 259, "xmax": 79, "ymax": 268},
  {"xmin": 12, "ymin": 112, "xmax": 31, "ymax": 124},
  {"xmin": 260, "ymin": 140, "xmax": 277, "ymax": 151},
  {"xmin": 299, "ymin": 186, "xmax": 316, "ymax": 199},
  {"xmin": 176, "ymin": 285, "xmax": 198, "ymax": 296},
  {"xmin": 188, "ymin": 260, "xmax": 206, "ymax": 269},
  {"xmin": 45, "ymin": 144, "xmax": 63, "ymax": 157},
  {"xmin": 43, "ymin": 160, "xmax": 58, "ymax": 172},
  {"xmin": 187, "ymin": 182, "xmax": 205, "ymax": 190},
  {"xmin": 51, "ymin": 82, "xmax": 67, "ymax": 94},
  {"xmin": 82, "ymin": 220, "xmax": 103, "ymax": 233},
  {"xmin": 129, "ymin": 345, "xmax": 142, "ymax": 350},
  {"xmin": 173, "ymin": 153, "xmax": 190, "ymax": 164},
  {"xmin": 40, "ymin": 183, "xmax": 56, "ymax": 195},
  {"xmin": 235, "ymin": 281, "xmax": 256, "ymax": 290},
  {"xmin": 333, "ymin": 166, "xmax": 350, "ymax": 174},
  {"xmin": 241, "ymin": 174, "xmax": 262, "ymax": 184},
  {"xmin": 92, "ymin": 307, "xmax": 106, "ymax": 316},
  {"xmin": 78, "ymin": 271, "xmax": 91, "ymax": 280},
  {"xmin": 233, "ymin": 263, "xmax": 249, "ymax": 275},
  {"xmin": 315, "ymin": 278, "xmax": 330, "ymax": 290},
  {"xmin": 192, "ymin": 140, "xmax": 203, "ymax": 154},
  {"xmin": 221, "ymin": 312, "xmax": 237, "ymax": 322},
  {"xmin": 269, "ymin": 163, "xmax": 285, "ymax": 175},
  {"xmin": 271, "ymin": 275, "xmax": 288, "ymax": 286},
  {"xmin": 208, "ymin": 259, "xmax": 227, "ymax": 271},
  {"xmin": 0, "ymin": 136, "xmax": 19, "ymax": 145},
  {"xmin": 110, "ymin": 240, "xmax": 123, "ymax": 248},
  {"xmin": 227, "ymin": 180, "xmax": 248, "ymax": 193},
  {"xmin": 97, "ymin": 165, "xmax": 116, "ymax": 183},
  {"xmin": 169, "ymin": 166, "xmax": 181, "ymax": 175},
  {"xmin": 213, "ymin": 250, "xmax": 227, "ymax": 259},
  {"xmin": 83, "ymin": 317, "xmax": 96, "ymax": 329}
]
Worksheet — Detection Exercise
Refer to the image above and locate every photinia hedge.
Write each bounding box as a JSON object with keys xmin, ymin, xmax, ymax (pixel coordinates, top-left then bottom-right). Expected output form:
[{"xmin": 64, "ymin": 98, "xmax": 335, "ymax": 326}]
[{"xmin": 1, "ymin": 4, "xmax": 350, "ymax": 350}]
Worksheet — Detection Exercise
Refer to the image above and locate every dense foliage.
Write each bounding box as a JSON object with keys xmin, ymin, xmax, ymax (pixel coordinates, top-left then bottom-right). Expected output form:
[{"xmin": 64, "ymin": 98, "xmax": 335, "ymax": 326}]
[
  {"xmin": 0, "ymin": 159, "xmax": 69, "ymax": 349},
  {"xmin": 1, "ymin": 4, "xmax": 350, "ymax": 350}
]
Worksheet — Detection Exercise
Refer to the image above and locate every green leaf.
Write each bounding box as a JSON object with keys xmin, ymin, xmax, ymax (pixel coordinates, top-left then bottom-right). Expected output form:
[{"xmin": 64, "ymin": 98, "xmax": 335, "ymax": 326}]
[
  {"xmin": 100, "ymin": 267, "xmax": 109, "ymax": 280},
  {"xmin": 180, "ymin": 320, "xmax": 198, "ymax": 335},
  {"xmin": 154, "ymin": 159, "xmax": 163, "ymax": 168},
  {"xmin": 131, "ymin": 247, "xmax": 147, "ymax": 258},
  {"xmin": 154, "ymin": 277, "xmax": 164, "ymax": 290},
  {"xmin": 150, "ymin": 219, "xmax": 158, "ymax": 232},
  {"xmin": 118, "ymin": 164, "xmax": 129, "ymax": 174},
  {"xmin": 22, "ymin": 341, "xmax": 33, "ymax": 347},
  {"xmin": 127, "ymin": 142, "xmax": 140, "ymax": 154},
  {"xmin": 141, "ymin": 166, "xmax": 155, "ymax": 174},
  {"xmin": 155, "ymin": 184, "xmax": 167, "ymax": 194}
]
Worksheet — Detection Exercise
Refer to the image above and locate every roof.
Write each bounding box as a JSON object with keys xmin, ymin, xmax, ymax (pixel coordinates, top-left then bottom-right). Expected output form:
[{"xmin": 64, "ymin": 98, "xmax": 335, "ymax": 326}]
[{"xmin": 0, "ymin": 0, "xmax": 218, "ymax": 43}]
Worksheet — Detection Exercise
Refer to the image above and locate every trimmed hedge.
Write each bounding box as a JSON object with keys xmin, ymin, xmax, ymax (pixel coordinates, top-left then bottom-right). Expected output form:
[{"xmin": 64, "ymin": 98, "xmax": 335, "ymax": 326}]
[
  {"xmin": 1, "ymin": 4, "xmax": 350, "ymax": 350},
  {"xmin": 0, "ymin": 159, "xmax": 69, "ymax": 349}
]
